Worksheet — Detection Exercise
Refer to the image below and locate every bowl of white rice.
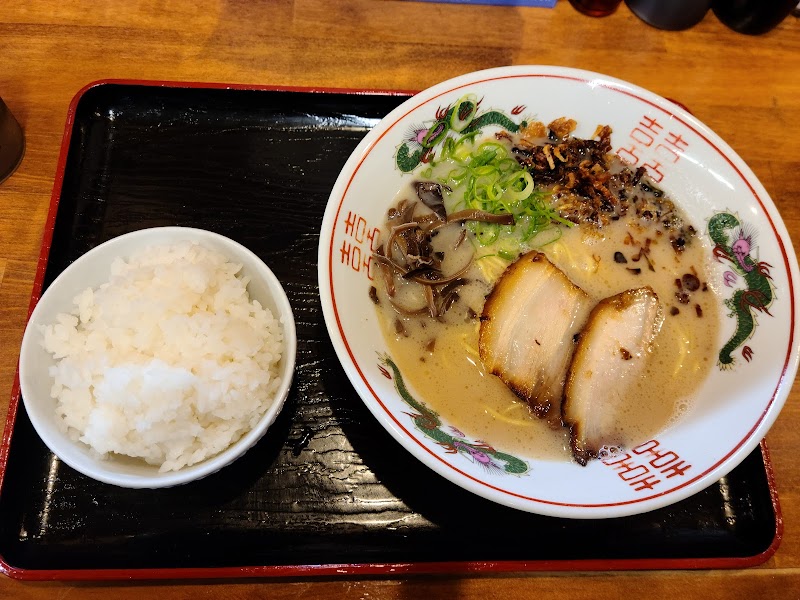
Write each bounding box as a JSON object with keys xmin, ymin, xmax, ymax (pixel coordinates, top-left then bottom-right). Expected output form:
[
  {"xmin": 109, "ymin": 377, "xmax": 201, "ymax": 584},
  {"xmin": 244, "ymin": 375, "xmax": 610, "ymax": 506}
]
[{"xmin": 18, "ymin": 227, "xmax": 296, "ymax": 488}]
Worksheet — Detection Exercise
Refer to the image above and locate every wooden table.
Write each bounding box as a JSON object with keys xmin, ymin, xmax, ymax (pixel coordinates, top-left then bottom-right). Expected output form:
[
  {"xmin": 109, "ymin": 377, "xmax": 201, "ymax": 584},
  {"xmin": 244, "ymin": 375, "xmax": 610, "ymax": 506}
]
[{"xmin": 1, "ymin": 1, "xmax": 798, "ymax": 598}]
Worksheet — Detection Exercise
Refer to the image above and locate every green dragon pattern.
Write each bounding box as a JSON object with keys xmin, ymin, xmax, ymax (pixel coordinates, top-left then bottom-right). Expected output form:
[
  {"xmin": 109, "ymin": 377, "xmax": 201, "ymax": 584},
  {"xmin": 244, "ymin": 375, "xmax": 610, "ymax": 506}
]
[
  {"xmin": 708, "ymin": 212, "xmax": 775, "ymax": 368},
  {"xmin": 378, "ymin": 354, "xmax": 530, "ymax": 476},
  {"xmin": 396, "ymin": 97, "xmax": 522, "ymax": 172}
]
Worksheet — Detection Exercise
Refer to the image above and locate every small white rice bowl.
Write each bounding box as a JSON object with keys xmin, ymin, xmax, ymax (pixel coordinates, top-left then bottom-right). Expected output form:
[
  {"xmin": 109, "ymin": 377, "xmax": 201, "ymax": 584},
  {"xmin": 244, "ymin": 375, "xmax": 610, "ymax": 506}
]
[{"xmin": 19, "ymin": 227, "xmax": 296, "ymax": 488}]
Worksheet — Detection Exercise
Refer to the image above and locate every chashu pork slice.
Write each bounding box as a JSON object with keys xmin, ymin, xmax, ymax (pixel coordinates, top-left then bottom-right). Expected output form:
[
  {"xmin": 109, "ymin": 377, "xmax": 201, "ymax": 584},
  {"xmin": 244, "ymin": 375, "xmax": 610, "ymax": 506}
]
[
  {"xmin": 563, "ymin": 287, "xmax": 663, "ymax": 465},
  {"xmin": 479, "ymin": 251, "xmax": 593, "ymax": 419}
]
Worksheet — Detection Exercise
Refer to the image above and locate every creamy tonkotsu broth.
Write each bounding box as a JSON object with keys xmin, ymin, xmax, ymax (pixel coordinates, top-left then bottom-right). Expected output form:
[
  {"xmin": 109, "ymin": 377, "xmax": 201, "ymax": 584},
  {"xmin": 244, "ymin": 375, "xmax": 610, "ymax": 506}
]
[{"xmin": 371, "ymin": 127, "xmax": 719, "ymax": 463}]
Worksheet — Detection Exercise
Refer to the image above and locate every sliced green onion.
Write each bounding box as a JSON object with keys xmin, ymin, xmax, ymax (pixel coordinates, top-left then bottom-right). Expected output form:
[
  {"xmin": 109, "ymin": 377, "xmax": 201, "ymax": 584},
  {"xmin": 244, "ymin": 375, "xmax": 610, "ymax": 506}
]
[
  {"xmin": 421, "ymin": 120, "xmax": 449, "ymax": 148},
  {"xmin": 498, "ymin": 249, "xmax": 517, "ymax": 261},
  {"xmin": 450, "ymin": 94, "xmax": 479, "ymax": 132},
  {"xmin": 422, "ymin": 128, "xmax": 570, "ymax": 249}
]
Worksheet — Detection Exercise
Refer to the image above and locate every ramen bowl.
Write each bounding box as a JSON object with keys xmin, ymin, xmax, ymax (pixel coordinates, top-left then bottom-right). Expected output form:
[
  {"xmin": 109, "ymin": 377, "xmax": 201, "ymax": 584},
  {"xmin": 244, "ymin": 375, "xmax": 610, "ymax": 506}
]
[{"xmin": 318, "ymin": 66, "xmax": 799, "ymax": 518}]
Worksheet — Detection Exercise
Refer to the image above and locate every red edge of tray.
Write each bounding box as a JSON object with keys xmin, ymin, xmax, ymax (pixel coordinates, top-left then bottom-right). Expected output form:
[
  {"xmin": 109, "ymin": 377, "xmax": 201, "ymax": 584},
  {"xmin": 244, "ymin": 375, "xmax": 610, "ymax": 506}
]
[{"xmin": 0, "ymin": 78, "xmax": 784, "ymax": 582}]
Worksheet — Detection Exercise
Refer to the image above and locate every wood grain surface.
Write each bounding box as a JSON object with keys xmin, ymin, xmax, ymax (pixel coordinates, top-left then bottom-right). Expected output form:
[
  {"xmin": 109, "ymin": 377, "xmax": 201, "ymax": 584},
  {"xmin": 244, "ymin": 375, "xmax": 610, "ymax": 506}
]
[{"xmin": 0, "ymin": 1, "xmax": 798, "ymax": 598}]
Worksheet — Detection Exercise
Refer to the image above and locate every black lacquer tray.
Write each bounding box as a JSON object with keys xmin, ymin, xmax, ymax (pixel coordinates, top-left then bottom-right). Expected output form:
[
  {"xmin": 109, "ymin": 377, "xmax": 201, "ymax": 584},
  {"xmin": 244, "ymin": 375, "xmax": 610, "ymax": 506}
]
[{"xmin": 0, "ymin": 82, "xmax": 781, "ymax": 580}]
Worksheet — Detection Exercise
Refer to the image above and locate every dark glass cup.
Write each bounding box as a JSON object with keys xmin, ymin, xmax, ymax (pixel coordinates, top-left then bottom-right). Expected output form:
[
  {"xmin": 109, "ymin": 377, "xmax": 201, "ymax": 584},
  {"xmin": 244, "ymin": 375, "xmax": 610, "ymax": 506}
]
[
  {"xmin": 712, "ymin": 0, "xmax": 798, "ymax": 35},
  {"xmin": 569, "ymin": 0, "xmax": 623, "ymax": 17},
  {"xmin": 0, "ymin": 98, "xmax": 24, "ymax": 184},
  {"xmin": 626, "ymin": 0, "xmax": 712, "ymax": 30}
]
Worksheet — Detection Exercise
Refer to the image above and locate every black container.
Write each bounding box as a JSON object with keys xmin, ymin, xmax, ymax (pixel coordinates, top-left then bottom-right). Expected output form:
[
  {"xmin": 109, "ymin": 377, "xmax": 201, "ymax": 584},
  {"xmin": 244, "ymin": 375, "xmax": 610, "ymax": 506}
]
[
  {"xmin": 713, "ymin": 0, "xmax": 797, "ymax": 34},
  {"xmin": 626, "ymin": 0, "xmax": 712, "ymax": 30},
  {"xmin": 0, "ymin": 97, "xmax": 24, "ymax": 184}
]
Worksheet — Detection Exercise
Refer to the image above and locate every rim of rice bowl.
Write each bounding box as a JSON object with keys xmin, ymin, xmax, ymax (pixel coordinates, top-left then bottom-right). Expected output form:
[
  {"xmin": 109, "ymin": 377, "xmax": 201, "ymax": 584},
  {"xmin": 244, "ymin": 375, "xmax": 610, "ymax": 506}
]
[{"xmin": 19, "ymin": 227, "xmax": 297, "ymax": 488}]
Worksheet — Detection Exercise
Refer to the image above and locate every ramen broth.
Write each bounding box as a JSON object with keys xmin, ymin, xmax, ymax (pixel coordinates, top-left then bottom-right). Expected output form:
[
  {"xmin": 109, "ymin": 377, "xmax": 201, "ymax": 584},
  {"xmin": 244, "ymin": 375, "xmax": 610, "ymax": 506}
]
[{"xmin": 373, "ymin": 143, "xmax": 719, "ymax": 462}]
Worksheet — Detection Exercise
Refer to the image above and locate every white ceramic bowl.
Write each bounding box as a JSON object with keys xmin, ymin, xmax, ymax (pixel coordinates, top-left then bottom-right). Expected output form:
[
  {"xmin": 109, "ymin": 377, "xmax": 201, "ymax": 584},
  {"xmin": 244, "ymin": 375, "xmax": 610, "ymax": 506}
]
[
  {"xmin": 318, "ymin": 66, "xmax": 800, "ymax": 518},
  {"xmin": 19, "ymin": 226, "xmax": 297, "ymax": 488}
]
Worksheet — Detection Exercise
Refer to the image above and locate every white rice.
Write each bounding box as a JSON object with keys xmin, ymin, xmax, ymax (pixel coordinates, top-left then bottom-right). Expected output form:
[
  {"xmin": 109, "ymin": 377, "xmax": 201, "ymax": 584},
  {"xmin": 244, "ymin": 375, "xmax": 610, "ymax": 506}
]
[{"xmin": 40, "ymin": 240, "xmax": 284, "ymax": 472}]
